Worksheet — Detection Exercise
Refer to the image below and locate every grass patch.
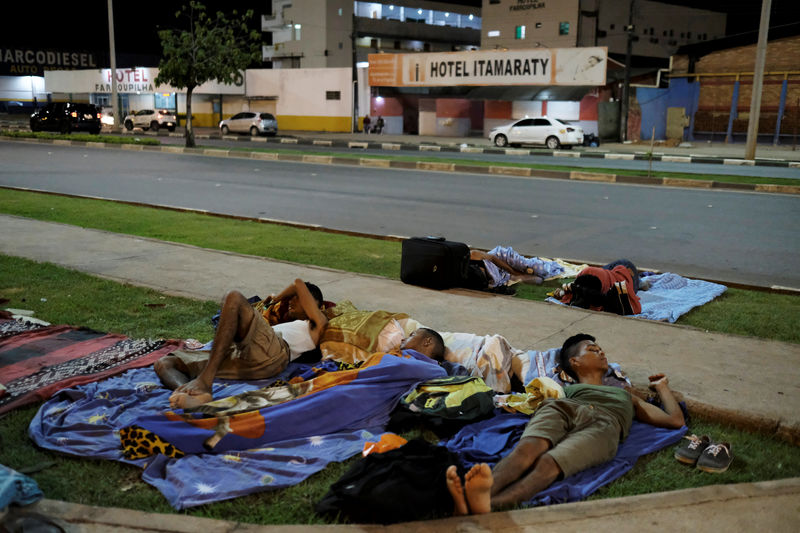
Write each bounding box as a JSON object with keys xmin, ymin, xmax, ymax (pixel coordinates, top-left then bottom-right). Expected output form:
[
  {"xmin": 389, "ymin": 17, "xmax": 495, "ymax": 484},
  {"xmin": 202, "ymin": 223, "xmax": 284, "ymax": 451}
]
[
  {"xmin": 1, "ymin": 187, "xmax": 798, "ymax": 343},
  {"xmin": 1, "ymin": 130, "xmax": 160, "ymax": 145},
  {"xmin": 589, "ymin": 416, "xmax": 800, "ymax": 500},
  {"xmin": 227, "ymin": 146, "xmax": 800, "ymax": 187},
  {"xmin": 1, "ymin": 255, "xmax": 799, "ymax": 525}
]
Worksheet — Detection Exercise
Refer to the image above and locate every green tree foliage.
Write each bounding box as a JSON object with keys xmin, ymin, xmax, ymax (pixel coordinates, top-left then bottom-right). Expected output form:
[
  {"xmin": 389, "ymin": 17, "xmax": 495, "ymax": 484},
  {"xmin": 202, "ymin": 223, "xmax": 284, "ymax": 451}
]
[{"xmin": 155, "ymin": 1, "xmax": 260, "ymax": 147}]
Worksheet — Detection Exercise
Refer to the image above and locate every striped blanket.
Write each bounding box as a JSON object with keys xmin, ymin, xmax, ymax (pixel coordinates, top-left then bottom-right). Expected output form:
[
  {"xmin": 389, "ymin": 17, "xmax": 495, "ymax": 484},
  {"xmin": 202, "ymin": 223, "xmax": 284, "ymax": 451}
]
[{"xmin": 0, "ymin": 319, "xmax": 181, "ymax": 415}]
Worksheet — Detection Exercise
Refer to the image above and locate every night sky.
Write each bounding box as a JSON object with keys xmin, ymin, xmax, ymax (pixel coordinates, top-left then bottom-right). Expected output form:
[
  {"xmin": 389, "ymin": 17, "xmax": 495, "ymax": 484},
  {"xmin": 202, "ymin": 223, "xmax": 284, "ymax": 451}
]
[{"xmin": 2, "ymin": 0, "xmax": 796, "ymax": 64}]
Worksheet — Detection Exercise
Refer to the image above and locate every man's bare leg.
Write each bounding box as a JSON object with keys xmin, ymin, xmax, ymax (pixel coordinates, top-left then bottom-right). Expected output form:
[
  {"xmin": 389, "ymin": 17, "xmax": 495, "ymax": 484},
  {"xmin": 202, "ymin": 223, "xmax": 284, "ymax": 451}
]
[
  {"xmin": 168, "ymin": 291, "xmax": 256, "ymax": 409},
  {"xmin": 446, "ymin": 465, "xmax": 468, "ymax": 516},
  {"xmin": 490, "ymin": 437, "xmax": 549, "ymax": 496},
  {"xmin": 154, "ymin": 355, "xmax": 190, "ymax": 390},
  {"xmin": 490, "ymin": 453, "xmax": 561, "ymax": 510},
  {"xmin": 464, "ymin": 464, "xmax": 493, "ymax": 515}
]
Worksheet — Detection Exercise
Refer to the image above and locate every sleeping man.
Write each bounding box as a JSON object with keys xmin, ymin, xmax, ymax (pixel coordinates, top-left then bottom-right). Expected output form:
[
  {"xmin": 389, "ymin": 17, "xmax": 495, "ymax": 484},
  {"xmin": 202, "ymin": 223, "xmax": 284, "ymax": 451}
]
[
  {"xmin": 154, "ymin": 278, "xmax": 328, "ymax": 409},
  {"xmin": 446, "ymin": 333, "xmax": 685, "ymax": 515}
]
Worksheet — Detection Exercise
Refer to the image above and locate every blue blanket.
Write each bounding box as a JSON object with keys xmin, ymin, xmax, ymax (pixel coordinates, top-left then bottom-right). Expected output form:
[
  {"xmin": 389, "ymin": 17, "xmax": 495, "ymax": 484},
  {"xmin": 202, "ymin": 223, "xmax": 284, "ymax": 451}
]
[
  {"xmin": 547, "ymin": 272, "xmax": 726, "ymax": 323},
  {"xmin": 443, "ymin": 410, "xmax": 686, "ymax": 506},
  {"xmin": 29, "ymin": 352, "xmax": 446, "ymax": 509}
]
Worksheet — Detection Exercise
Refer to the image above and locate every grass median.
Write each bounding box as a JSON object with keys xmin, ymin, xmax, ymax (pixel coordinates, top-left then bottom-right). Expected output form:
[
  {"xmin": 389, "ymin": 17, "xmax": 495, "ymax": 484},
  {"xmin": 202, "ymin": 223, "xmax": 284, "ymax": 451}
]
[
  {"xmin": 1, "ymin": 254, "xmax": 799, "ymax": 525},
  {"xmin": 1, "ymin": 130, "xmax": 160, "ymax": 145},
  {"xmin": 222, "ymin": 145, "xmax": 800, "ymax": 188},
  {"xmin": 1, "ymin": 187, "xmax": 798, "ymax": 343}
]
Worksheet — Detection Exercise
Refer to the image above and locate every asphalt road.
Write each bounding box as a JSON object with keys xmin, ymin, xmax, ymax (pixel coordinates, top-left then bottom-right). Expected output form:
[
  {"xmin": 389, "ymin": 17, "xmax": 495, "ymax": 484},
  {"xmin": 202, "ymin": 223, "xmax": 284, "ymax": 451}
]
[
  {"xmin": 159, "ymin": 135, "xmax": 800, "ymax": 180},
  {"xmin": 1, "ymin": 141, "xmax": 799, "ymax": 288}
]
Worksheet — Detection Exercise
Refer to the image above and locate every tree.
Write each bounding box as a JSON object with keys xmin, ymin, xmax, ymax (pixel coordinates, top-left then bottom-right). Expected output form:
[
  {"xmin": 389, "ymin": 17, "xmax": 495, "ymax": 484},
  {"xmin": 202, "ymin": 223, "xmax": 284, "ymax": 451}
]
[{"xmin": 156, "ymin": 1, "xmax": 260, "ymax": 147}]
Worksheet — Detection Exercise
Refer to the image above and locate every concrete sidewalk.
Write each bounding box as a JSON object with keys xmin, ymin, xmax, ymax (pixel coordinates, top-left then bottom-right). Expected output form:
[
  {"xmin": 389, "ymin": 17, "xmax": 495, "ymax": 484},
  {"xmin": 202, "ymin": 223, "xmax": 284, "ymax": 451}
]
[{"xmin": 1, "ymin": 213, "xmax": 799, "ymax": 531}]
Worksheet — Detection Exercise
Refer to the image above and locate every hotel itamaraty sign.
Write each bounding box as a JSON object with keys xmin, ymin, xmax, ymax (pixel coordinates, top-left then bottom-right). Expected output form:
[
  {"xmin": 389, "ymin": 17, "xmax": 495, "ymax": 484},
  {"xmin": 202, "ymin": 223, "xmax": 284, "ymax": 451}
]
[{"xmin": 368, "ymin": 48, "xmax": 607, "ymax": 88}]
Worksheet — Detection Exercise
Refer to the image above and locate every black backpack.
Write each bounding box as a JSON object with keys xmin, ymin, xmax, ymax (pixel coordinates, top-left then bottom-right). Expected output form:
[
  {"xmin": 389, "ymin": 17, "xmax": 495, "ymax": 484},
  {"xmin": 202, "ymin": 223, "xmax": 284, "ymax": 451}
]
[{"xmin": 315, "ymin": 439, "xmax": 461, "ymax": 524}]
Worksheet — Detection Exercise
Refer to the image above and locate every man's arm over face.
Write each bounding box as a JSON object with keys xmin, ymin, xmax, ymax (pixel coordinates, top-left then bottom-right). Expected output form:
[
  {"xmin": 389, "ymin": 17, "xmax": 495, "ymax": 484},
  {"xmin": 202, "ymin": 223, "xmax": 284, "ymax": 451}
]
[
  {"xmin": 291, "ymin": 279, "xmax": 328, "ymax": 344},
  {"xmin": 631, "ymin": 374, "xmax": 685, "ymax": 429}
]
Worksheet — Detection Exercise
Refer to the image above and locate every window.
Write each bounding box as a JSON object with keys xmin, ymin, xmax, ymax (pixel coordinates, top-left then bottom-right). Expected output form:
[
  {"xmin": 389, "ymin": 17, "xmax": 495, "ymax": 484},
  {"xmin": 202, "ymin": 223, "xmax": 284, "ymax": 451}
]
[
  {"xmin": 680, "ymin": 32, "xmax": 685, "ymax": 38},
  {"xmin": 535, "ymin": 22, "xmax": 542, "ymax": 29},
  {"xmin": 515, "ymin": 25, "xmax": 526, "ymax": 39},
  {"xmin": 338, "ymin": 42, "xmax": 343, "ymax": 49},
  {"xmin": 326, "ymin": 91, "xmax": 341, "ymax": 100},
  {"xmin": 488, "ymin": 30, "xmax": 500, "ymax": 37},
  {"xmin": 559, "ymin": 22, "xmax": 570, "ymax": 35},
  {"xmin": 609, "ymin": 24, "xmax": 615, "ymax": 30},
  {"xmin": 663, "ymin": 30, "xmax": 667, "ymax": 36},
  {"xmin": 490, "ymin": 0, "xmax": 501, "ymax": 4}
]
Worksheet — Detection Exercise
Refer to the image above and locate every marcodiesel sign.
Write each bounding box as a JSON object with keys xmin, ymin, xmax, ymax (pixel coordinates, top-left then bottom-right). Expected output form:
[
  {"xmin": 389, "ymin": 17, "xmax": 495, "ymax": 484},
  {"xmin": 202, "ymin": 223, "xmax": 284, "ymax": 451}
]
[
  {"xmin": 0, "ymin": 47, "xmax": 99, "ymax": 75},
  {"xmin": 368, "ymin": 47, "xmax": 607, "ymax": 88}
]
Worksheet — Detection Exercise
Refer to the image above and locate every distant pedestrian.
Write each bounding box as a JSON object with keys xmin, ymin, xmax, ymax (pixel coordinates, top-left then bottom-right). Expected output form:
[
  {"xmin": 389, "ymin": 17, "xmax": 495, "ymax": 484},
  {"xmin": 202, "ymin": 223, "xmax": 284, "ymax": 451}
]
[
  {"xmin": 375, "ymin": 116, "xmax": 384, "ymax": 134},
  {"xmin": 363, "ymin": 115, "xmax": 371, "ymax": 134}
]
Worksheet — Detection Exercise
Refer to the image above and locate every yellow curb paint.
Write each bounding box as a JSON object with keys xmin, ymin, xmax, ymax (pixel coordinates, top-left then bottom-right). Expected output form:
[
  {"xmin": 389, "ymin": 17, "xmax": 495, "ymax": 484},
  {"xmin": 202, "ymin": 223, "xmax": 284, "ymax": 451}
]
[
  {"xmin": 489, "ymin": 166, "xmax": 532, "ymax": 176},
  {"xmin": 418, "ymin": 161, "xmax": 455, "ymax": 172},
  {"xmin": 755, "ymin": 184, "xmax": 800, "ymax": 195},
  {"xmin": 360, "ymin": 158, "xmax": 392, "ymax": 168},
  {"xmin": 570, "ymin": 171, "xmax": 616, "ymax": 182},
  {"xmin": 662, "ymin": 178, "xmax": 713, "ymax": 188},
  {"xmin": 302, "ymin": 155, "xmax": 332, "ymax": 164},
  {"xmin": 250, "ymin": 152, "xmax": 278, "ymax": 160}
]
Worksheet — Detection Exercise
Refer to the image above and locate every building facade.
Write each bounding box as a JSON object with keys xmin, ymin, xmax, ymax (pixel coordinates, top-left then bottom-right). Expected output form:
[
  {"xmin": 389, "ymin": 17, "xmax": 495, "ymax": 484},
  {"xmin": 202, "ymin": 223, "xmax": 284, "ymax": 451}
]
[
  {"xmin": 481, "ymin": 0, "xmax": 726, "ymax": 61},
  {"xmin": 262, "ymin": 0, "xmax": 481, "ymax": 68}
]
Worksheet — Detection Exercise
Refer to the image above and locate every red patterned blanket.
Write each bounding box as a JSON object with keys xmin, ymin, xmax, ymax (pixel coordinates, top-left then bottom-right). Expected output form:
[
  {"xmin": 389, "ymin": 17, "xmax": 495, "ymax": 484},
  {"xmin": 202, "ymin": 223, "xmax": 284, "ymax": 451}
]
[{"xmin": 0, "ymin": 319, "xmax": 182, "ymax": 415}]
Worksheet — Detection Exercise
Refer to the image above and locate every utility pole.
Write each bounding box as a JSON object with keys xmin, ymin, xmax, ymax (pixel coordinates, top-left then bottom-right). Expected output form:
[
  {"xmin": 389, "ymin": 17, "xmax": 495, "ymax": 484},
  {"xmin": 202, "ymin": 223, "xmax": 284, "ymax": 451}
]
[
  {"xmin": 107, "ymin": 0, "xmax": 119, "ymax": 130},
  {"xmin": 744, "ymin": 0, "xmax": 772, "ymax": 160},
  {"xmin": 619, "ymin": 0, "xmax": 635, "ymax": 142},
  {"xmin": 351, "ymin": 13, "xmax": 359, "ymax": 133}
]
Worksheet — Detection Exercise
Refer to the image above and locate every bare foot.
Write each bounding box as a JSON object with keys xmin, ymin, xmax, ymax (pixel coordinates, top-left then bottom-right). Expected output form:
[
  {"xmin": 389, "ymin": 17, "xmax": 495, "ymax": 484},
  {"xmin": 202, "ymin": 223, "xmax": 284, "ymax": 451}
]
[
  {"xmin": 169, "ymin": 390, "xmax": 213, "ymax": 409},
  {"xmin": 464, "ymin": 463, "xmax": 493, "ymax": 515},
  {"xmin": 446, "ymin": 465, "xmax": 468, "ymax": 516}
]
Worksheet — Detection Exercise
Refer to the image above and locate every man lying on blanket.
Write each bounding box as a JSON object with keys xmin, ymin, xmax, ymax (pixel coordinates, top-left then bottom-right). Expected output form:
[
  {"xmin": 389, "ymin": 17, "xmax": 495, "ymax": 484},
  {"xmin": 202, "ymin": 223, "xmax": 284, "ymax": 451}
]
[
  {"xmin": 155, "ymin": 279, "xmax": 328, "ymax": 409},
  {"xmin": 120, "ymin": 327, "xmax": 447, "ymax": 457},
  {"xmin": 445, "ymin": 333, "xmax": 685, "ymax": 515}
]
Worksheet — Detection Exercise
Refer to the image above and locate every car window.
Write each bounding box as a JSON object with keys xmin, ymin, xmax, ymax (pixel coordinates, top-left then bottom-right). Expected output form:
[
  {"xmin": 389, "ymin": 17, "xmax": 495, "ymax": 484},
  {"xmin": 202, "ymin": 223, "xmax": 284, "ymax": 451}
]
[
  {"xmin": 514, "ymin": 119, "xmax": 535, "ymax": 127},
  {"xmin": 230, "ymin": 113, "xmax": 244, "ymax": 120},
  {"xmin": 138, "ymin": 110, "xmax": 153, "ymax": 116},
  {"xmin": 533, "ymin": 118, "xmax": 551, "ymax": 126},
  {"xmin": 259, "ymin": 113, "xmax": 275, "ymax": 120},
  {"xmin": 243, "ymin": 112, "xmax": 256, "ymax": 119},
  {"xmin": 553, "ymin": 118, "xmax": 569, "ymax": 126}
]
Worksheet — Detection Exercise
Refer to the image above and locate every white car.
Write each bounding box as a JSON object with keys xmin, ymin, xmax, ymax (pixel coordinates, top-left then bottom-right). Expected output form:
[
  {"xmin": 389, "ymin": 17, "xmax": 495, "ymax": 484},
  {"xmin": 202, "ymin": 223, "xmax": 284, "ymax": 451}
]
[
  {"xmin": 219, "ymin": 112, "xmax": 278, "ymax": 136},
  {"xmin": 489, "ymin": 116, "xmax": 583, "ymax": 149},
  {"xmin": 123, "ymin": 109, "xmax": 177, "ymax": 132}
]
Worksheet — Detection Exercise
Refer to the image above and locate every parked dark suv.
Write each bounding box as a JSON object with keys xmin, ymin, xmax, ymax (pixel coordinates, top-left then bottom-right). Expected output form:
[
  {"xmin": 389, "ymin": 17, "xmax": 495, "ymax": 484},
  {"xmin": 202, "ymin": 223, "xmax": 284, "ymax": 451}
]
[{"xmin": 30, "ymin": 102, "xmax": 102, "ymax": 134}]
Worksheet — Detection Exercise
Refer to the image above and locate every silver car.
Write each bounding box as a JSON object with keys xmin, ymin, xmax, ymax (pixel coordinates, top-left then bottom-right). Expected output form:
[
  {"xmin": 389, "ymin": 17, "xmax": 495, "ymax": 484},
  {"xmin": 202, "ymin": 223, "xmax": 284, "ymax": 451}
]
[
  {"xmin": 219, "ymin": 112, "xmax": 278, "ymax": 136},
  {"xmin": 123, "ymin": 109, "xmax": 177, "ymax": 132}
]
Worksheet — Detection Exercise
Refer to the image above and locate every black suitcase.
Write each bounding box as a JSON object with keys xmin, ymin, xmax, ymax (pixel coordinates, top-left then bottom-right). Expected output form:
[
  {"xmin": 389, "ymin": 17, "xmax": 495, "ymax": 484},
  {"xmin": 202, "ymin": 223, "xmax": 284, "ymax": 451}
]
[{"xmin": 400, "ymin": 237, "xmax": 470, "ymax": 290}]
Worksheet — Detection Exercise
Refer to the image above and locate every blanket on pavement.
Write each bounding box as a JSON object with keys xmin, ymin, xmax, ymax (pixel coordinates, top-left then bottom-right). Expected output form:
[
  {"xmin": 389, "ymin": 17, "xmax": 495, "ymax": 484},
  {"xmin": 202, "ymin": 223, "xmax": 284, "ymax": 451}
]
[{"xmin": 546, "ymin": 272, "xmax": 727, "ymax": 323}]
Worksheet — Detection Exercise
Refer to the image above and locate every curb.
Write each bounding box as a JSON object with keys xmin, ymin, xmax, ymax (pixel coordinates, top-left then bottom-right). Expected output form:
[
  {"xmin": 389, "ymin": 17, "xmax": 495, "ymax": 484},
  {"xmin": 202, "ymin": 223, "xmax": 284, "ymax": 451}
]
[
  {"xmin": 11, "ymin": 478, "xmax": 800, "ymax": 531},
  {"xmin": 3, "ymin": 135, "xmax": 799, "ymax": 196}
]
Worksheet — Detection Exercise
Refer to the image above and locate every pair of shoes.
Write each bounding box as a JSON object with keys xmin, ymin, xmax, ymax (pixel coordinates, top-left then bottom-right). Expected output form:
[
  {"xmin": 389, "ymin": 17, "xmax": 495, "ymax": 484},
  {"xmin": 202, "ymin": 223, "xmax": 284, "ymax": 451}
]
[{"xmin": 674, "ymin": 434, "xmax": 733, "ymax": 473}]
